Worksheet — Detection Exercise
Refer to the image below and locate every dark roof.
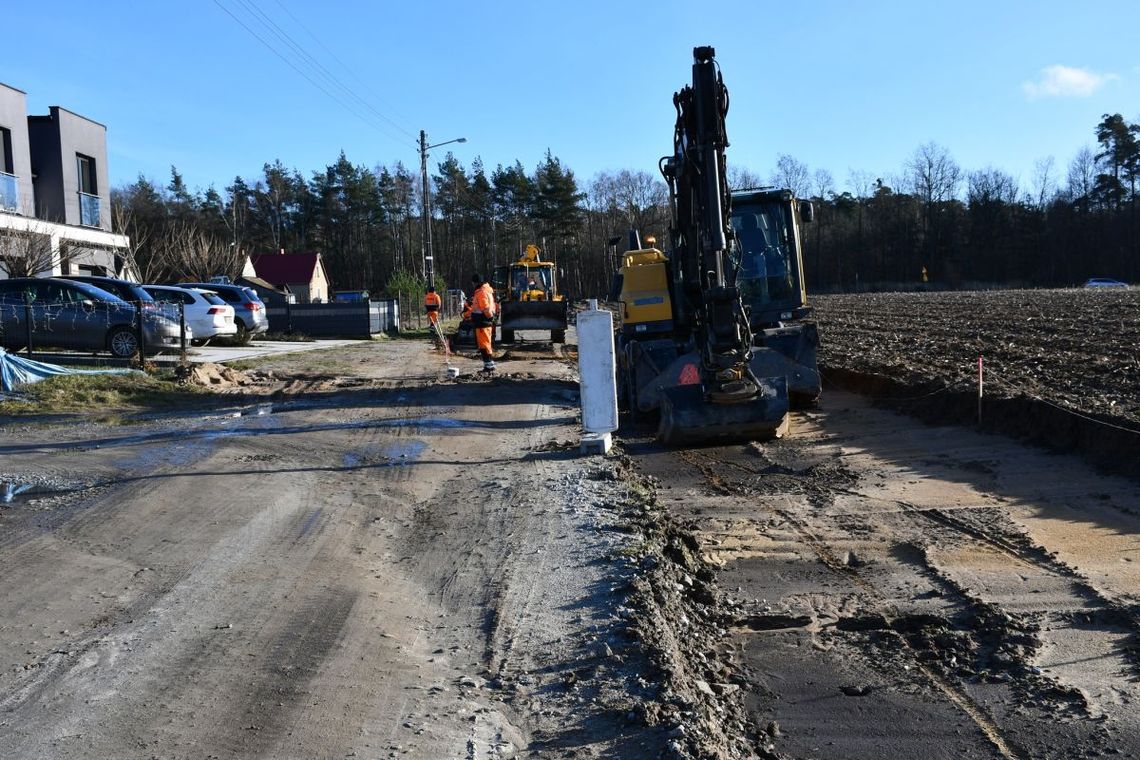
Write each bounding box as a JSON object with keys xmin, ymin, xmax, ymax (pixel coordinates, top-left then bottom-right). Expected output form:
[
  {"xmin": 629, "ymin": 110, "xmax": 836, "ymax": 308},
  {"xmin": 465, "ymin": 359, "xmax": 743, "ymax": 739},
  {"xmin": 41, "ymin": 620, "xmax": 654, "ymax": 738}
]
[
  {"xmin": 237, "ymin": 275, "xmax": 291, "ymax": 293},
  {"xmin": 250, "ymin": 252, "xmax": 322, "ymax": 286}
]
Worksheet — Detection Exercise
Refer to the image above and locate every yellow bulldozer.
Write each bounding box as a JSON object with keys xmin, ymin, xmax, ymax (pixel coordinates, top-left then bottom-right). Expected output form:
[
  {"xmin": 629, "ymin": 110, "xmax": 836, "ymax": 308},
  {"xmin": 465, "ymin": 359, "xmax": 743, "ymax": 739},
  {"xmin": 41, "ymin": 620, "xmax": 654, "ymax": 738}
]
[{"xmin": 491, "ymin": 244, "xmax": 569, "ymax": 344}]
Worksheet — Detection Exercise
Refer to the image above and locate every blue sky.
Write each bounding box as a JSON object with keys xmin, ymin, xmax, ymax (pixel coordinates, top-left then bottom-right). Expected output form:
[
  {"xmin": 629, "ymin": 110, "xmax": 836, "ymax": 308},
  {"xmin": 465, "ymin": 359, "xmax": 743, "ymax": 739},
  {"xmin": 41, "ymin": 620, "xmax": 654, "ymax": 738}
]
[{"xmin": 6, "ymin": 0, "xmax": 1138, "ymax": 196}]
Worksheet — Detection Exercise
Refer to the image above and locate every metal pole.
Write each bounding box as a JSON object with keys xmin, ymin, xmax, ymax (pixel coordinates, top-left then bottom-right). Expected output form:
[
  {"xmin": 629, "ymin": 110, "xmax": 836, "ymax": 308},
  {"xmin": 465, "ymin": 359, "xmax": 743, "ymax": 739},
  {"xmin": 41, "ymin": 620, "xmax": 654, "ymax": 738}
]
[
  {"xmin": 23, "ymin": 296, "xmax": 33, "ymax": 358},
  {"xmin": 179, "ymin": 300, "xmax": 187, "ymax": 361},
  {"xmin": 135, "ymin": 301, "xmax": 146, "ymax": 369},
  {"xmin": 420, "ymin": 130, "xmax": 435, "ymax": 290}
]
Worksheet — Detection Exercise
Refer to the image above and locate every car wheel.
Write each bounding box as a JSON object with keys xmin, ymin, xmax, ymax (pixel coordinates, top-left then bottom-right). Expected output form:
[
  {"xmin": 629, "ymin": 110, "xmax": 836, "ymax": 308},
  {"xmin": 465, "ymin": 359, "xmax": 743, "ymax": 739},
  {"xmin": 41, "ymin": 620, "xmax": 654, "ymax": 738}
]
[
  {"xmin": 109, "ymin": 326, "xmax": 139, "ymax": 359},
  {"xmin": 234, "ymin": 321, "xmax": 252, "ymax": 346}
]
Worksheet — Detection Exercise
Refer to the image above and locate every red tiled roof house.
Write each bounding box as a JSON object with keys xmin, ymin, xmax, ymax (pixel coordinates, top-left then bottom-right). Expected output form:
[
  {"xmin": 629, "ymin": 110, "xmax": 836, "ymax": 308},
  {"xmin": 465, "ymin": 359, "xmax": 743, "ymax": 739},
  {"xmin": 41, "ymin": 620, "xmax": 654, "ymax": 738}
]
[{"xmin": 248, "ymin": 250, "xmax": 330, "ymax": 304}]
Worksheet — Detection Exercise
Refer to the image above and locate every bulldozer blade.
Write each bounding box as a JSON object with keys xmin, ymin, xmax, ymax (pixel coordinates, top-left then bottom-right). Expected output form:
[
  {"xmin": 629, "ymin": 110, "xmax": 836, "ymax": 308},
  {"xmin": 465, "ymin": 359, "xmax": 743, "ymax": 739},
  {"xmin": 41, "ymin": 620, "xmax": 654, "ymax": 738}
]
[{"xmin": 657, "ymin": 377, "xmax": 790, "ymax": 446}]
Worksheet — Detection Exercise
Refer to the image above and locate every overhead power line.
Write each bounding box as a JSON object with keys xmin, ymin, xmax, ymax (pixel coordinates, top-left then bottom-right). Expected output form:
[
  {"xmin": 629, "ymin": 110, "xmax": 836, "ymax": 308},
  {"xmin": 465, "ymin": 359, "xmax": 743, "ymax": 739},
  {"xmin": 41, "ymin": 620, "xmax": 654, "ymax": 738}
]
[
  {"xmin": 233, "ymin": 0, "xmax": 416, "ymax": 141},
  {"xmin": 269, "ymin": 0, "xmax": 417, "ymax": 134},
  {"xmin": 211, "ymin": 0, "xmax": 415, "ymax": 148}
]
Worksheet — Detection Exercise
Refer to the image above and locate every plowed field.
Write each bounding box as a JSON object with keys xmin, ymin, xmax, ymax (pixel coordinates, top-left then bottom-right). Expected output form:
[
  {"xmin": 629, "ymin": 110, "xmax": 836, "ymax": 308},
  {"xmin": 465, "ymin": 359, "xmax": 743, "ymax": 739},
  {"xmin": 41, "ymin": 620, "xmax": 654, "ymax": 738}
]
[{"xmin": 813, "ymin": 289, "xmax": 1140, "ymax": 425}]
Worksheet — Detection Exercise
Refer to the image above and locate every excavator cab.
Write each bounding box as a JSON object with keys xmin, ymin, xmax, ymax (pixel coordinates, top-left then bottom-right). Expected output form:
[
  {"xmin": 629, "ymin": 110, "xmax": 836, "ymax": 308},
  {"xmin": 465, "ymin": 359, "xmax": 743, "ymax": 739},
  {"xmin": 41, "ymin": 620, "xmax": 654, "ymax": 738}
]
[{"xmin": 730, "ymin": 189, "xmax": 813, "ymax": 328}]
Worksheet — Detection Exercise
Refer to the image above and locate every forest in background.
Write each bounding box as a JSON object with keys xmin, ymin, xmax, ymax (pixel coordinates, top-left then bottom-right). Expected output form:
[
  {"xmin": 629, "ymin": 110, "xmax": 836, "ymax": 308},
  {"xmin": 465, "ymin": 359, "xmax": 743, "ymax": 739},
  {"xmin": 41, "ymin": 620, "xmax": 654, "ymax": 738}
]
[{"xmin": 110, "ymin": 112, "xmax": 1140, "ymax": 298}]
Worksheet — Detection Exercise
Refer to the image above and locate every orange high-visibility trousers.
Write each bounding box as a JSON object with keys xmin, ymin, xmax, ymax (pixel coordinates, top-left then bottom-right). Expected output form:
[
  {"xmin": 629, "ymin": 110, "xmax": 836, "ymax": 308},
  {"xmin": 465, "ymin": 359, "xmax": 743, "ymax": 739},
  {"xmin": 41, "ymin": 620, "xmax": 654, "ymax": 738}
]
[{"xmin": 475, "ymin": 326, "xmax": 493, "ymax": 354}]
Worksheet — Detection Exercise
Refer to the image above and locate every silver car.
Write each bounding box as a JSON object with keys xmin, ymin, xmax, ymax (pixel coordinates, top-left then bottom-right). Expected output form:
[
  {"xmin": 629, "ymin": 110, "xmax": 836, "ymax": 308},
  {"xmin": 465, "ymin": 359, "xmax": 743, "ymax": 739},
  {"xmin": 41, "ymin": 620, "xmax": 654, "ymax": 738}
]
[
  {"xmin": 178, "ymin": 282, "xmax": 268, "ymax": 344},
  {"xmin": 0, "ymin": 277, "xmax": 183, "ymax": 358}
]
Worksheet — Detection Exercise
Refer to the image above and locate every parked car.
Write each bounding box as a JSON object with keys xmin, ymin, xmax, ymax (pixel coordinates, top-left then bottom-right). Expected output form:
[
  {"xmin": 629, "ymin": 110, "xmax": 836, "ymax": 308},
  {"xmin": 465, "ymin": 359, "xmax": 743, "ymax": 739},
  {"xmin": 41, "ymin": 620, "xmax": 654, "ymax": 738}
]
[
  {"xmin": 63, "ymin": 275, "xmax": 160, "ymax": 311},
  {"xmin": 144, "ymin": 285, "xmax": 238, "ymax": 345},
  {"xmin": 178, "ymin": 282, "xmax": 268, "ymax": 343},
  {"xmin": 1083, "ymin": 278, "xmax": 1128, "ymax": 288},
  {"xmin": 0, "ymin": 277, "xmax": 182, "ymax": 358}
]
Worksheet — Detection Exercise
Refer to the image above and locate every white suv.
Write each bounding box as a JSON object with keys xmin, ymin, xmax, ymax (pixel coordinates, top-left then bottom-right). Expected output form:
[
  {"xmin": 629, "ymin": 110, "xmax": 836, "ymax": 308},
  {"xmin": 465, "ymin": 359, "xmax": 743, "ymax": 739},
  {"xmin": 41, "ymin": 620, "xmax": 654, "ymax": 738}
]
[{"xmin": 145, "ymin": 285, "xmax": 238, "ymax": 345}]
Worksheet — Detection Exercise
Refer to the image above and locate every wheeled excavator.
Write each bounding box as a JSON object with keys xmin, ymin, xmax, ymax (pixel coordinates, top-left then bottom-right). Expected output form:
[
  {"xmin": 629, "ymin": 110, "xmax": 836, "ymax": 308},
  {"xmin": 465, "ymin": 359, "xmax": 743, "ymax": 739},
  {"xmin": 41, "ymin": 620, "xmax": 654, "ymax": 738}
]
[{"xmin": 614, "ymin": 46, "xmax": 821, "ymax": 444}]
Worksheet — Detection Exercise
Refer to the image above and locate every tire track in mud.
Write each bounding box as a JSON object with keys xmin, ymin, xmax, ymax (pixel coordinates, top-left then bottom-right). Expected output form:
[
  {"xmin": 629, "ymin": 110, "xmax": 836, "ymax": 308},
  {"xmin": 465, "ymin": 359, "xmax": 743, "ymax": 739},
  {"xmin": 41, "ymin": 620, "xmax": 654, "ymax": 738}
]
[
  {"xmin": 678, "ymin": 448, "xmax": 1025, "ymax": 760},
  {"xmin": 668, "ymin": 439, "xmax": 1140, "ymax": 759}
]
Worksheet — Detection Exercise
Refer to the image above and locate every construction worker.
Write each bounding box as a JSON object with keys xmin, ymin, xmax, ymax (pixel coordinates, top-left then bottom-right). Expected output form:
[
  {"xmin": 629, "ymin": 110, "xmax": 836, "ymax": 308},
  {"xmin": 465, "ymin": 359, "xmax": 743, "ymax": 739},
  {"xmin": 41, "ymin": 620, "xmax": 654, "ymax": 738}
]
[
  {"xmin": 470, "ymin": 273, "xmax": 497, "ymax": 372},
  {"xmin": 424, "ymin": 286, "xmax": 441, "ymax": 326}
]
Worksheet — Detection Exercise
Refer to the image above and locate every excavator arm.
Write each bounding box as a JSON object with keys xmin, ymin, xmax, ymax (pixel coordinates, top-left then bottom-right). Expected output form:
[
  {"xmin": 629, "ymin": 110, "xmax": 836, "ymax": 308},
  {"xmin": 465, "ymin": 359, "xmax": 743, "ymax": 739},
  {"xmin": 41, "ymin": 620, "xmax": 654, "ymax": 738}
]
[
  {"xmin": 648, "ymin": 46, "xmax": 791, "ymax": 444},
  {"xmin": 660, "ymin": 46, "xmax": 760, "ymax": 402}
]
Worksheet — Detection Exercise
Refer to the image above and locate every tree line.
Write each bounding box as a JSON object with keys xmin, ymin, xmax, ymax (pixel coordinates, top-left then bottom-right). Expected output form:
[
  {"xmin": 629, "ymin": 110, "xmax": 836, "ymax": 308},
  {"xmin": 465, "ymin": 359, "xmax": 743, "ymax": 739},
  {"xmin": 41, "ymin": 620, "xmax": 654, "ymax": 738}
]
[{"xmin": 111, "ymin": 112, "xmax": 1139, "ymax": 298}]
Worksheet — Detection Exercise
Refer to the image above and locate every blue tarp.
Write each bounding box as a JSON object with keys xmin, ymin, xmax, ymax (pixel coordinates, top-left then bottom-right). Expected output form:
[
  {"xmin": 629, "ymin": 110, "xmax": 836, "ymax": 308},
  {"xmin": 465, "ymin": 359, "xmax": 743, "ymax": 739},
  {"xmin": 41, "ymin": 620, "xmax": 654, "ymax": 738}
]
[{"xmin": 0, "ymin": 348, "xmax": 140, "ymax": 392}]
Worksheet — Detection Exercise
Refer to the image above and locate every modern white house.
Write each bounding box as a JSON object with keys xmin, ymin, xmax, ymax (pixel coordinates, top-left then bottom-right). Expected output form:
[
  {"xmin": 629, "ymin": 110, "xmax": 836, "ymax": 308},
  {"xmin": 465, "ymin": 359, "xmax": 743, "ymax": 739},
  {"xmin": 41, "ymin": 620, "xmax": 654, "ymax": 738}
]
[{"xmin": 0, "ymin": 82, "xmax": 130, "ymax": 279}]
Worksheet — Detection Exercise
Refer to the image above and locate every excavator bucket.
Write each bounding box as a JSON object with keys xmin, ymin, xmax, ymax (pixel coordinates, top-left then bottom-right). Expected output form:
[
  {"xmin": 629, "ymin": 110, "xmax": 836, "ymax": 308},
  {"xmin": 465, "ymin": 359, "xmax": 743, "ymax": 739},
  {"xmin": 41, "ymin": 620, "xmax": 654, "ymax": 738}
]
[
  {"xmin": 500, "ymin": 300, "xmax": 568, "ymax": 332},
  {"xmin": 657, "ymin": 377, "xmax": 790, "ymax": 446}
]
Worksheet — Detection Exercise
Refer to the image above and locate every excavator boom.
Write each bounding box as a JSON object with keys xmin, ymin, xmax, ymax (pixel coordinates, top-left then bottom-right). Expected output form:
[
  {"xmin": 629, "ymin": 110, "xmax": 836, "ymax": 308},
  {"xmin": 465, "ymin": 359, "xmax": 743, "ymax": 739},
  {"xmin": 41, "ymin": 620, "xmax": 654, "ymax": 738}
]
[{"xmin": 655, "ymin": 46, "xmax": 787, "ymax": 443}]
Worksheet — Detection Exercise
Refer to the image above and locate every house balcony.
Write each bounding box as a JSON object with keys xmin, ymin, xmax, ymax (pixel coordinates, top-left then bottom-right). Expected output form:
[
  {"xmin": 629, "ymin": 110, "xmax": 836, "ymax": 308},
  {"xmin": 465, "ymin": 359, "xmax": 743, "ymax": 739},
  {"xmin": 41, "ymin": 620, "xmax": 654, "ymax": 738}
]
[
  {"xmin": 78, "ymin": 190, "xmax": 100, "ymax": 227},
  {"xmin": 0, "ymin": 172, "xmax": 17, "ymax": 213}
]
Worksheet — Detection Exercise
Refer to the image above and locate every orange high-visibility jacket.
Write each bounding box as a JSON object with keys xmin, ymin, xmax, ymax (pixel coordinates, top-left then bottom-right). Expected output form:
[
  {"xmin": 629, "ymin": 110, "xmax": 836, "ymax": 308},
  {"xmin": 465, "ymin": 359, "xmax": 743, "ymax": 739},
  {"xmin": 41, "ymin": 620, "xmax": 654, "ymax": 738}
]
[
  {"xmin": 471, "ymin": 283, "xmax": 496, "ymax": 320},
  {"xmin": 424, "ymin": 291, "xmax": 441, "ymax": 312}
]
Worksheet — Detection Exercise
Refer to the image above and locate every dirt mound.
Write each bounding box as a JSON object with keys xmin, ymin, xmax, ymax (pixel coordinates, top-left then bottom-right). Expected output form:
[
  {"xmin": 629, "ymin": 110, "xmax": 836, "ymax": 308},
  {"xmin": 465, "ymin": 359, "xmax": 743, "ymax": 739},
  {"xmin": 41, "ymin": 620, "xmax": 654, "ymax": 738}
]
[{"xmin": 186, "ymin": 363, "xmax": 258, "ymax": 389}]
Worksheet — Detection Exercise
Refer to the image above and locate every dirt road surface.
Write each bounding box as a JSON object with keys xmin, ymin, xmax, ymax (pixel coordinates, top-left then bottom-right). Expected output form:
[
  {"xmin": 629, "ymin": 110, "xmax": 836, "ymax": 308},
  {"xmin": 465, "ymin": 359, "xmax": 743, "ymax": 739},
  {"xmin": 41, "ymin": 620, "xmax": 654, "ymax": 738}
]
[
  {"xmin": 0, "ymin": 338, "xmax": 673, "ymax": 759},
  {"xmin": 626, "ymin": 391, "xmax": 1140, "ymax": 759},
  {"xmin": 4, "ymin": 330, "xmax": 1140, "ymax": 759}
]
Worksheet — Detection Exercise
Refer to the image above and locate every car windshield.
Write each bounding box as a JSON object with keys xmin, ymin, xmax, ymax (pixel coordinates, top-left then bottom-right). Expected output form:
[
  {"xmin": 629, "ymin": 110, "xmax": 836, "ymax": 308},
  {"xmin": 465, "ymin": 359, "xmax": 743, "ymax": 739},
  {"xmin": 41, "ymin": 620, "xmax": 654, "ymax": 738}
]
[
  {"xmin": 201, "ymin": 292, "xmax": 226, "ymax": 305},
  {"xmin": 242, "ymin": 288, "xmax": 263, "ymax": 303}
]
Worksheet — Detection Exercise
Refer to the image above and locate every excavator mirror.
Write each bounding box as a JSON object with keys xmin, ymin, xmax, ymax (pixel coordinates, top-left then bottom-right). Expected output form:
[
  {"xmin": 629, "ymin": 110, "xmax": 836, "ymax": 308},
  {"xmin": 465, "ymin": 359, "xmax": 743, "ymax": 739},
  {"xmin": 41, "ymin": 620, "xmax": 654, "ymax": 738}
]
[{"xmin": 799, "ymin": 200, "xmax": 815, "ymax": 223}]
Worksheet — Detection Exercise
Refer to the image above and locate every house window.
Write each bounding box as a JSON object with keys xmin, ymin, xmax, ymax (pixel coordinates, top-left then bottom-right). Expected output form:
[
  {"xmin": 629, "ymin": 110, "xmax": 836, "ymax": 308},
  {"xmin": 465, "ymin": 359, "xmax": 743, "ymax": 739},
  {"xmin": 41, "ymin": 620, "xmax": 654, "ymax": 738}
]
[
  {"xmin": 1, "ymin": 127, "xmax": 13, "ymax": 174},
  {"xmin": 0, "ymin": 127, "xmax": 15, "ymax": 212},
  {"xmin": 76, "ymin": 153, "xmax": 99, "ymax": 226},
  {"xmin": 76, "ymin": 154, "xmax": 96, "ymax": 194}
]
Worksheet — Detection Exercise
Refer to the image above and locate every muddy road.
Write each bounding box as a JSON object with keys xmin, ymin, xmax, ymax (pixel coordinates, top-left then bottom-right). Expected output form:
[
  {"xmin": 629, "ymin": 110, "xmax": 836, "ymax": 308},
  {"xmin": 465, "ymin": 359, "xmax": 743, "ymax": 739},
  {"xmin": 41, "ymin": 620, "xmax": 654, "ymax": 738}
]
[
  {"xmin": 627, "ymin": 392, "xmax": 1140, "ymax": 759},
  {"xmin": 0, "ymin": 340, "xmax": 675, "ymax": 759}
]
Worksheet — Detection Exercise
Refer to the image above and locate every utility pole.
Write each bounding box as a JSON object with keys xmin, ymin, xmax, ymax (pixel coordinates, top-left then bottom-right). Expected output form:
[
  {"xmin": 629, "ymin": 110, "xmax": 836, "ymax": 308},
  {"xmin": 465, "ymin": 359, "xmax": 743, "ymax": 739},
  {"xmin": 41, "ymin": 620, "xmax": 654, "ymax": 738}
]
[{"xmin": 419, "ymin": 130, "xmax": 467, "ymax": 291}]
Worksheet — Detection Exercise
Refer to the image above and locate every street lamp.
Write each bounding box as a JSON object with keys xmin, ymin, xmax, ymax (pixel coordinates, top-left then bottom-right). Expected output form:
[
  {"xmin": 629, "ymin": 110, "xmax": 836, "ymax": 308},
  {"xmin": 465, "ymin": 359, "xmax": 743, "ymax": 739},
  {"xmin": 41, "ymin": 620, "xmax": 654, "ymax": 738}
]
[{"xmin": 419, "ymin": 130, "xmax": 467, "ymax": 289}]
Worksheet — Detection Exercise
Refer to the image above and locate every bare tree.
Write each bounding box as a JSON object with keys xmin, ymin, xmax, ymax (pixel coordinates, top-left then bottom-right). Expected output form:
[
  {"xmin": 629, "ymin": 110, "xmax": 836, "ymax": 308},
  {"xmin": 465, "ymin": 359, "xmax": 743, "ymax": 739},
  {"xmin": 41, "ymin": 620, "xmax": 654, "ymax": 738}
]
[
  {"xmin": 727, "ymin": 165, "xmax": 765, "ymax": 191},
  {"xmin": 812, "ymin": 168, "xmax": 835, "ymax": 201},
  {"xmin": 111, "ymin": 202, "xmax": 161, "ymax": 283},
  {"xmin": 770, "ymin": 154, "xmax": 810, "ymax": 197},
  {"xmin": 158, "ymin": 222, "xmax": 244, "ymax": 282},
  {"xmin": 1066, "ymin": 146, "xmax": 1097, "ymax": 206},
  {"xmin": 1029, "ymin": 156, "xmax": 1058, "ymax": 210},
  {"xmin": 0, "ymin": 225, "xmax": 63, "ymax": 278},
  {"xmin": 967, "ymin": 167, "xmax": 1019, "ymax": 205},
  {"xmin": 907, "ymin": 142, "xmax": 962, "ymax": 205}
]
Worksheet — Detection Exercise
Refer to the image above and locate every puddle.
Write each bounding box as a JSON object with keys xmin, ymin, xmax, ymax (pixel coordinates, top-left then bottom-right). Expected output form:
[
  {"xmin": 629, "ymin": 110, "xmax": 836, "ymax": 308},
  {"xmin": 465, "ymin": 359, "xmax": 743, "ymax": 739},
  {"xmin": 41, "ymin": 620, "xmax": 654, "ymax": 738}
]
[
  {"xmin": 342, "ymin": 440, "xmax": 428, "ymax": 468},
  {"xmin": 2, "ymin": 481, "xmax": 39, "ymax": 504},
  {"xmin": 0, "ymin": 476, "xmax": 95, "ymax": 506},
  {"xmin": 376, "ymin": 417, "xmax": 474, "ymax": 429}
]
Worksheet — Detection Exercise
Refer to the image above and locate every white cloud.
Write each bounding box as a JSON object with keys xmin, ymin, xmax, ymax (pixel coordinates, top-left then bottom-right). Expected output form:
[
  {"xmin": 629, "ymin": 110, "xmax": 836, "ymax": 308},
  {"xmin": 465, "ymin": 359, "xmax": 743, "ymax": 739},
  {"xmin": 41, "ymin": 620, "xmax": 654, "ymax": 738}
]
[{"xmin": 1023, "ymin": 65, "xmax": 1117, "ymax": 99}]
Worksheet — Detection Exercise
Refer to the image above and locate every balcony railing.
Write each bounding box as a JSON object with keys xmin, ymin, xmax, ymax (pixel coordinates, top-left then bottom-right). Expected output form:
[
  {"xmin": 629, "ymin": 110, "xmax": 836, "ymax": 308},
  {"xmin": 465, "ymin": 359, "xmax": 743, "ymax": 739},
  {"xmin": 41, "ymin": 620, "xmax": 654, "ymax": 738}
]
[
  {"xmin": 78, "ymin": 190, "xmax": 100, "ymax": 227},
  {"xmin": 0, "ymin": 171, "xmax": 17, "ymax": 213}
]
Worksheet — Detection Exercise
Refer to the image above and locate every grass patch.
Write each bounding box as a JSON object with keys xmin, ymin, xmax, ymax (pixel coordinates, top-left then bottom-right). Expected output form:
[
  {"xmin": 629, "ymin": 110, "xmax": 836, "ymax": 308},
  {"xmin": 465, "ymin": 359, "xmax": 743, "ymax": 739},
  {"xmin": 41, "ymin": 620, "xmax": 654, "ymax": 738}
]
[{"xmin": 1, "ymin": 371, "xmax": 207, "ymax": 417}]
